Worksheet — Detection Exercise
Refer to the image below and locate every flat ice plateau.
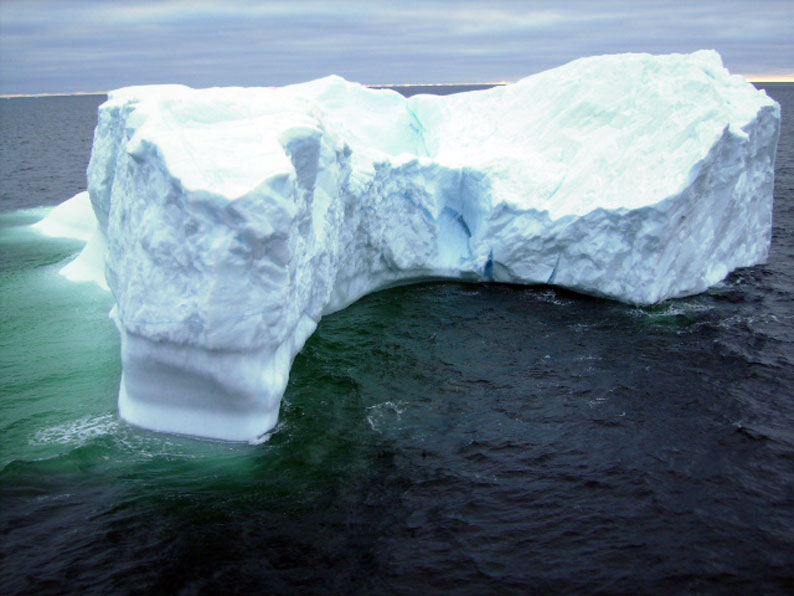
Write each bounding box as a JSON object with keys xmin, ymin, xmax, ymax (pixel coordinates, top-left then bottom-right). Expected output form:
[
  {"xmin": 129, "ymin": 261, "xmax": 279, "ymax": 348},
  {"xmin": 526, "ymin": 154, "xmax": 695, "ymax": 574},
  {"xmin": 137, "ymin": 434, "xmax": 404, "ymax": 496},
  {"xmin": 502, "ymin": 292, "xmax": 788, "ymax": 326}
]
[{"xmin": 39, "ymin": 50, "xmax": 780, "ymax": 441}]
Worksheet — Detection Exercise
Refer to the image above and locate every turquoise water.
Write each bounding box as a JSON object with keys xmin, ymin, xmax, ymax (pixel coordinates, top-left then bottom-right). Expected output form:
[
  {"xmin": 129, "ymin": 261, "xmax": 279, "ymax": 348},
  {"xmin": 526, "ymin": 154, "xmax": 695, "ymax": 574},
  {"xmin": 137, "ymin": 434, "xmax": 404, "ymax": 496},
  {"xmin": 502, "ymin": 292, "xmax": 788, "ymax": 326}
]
[{"xmin": 0, "ymin": 212, "xmax": 117, "ymax": 464}]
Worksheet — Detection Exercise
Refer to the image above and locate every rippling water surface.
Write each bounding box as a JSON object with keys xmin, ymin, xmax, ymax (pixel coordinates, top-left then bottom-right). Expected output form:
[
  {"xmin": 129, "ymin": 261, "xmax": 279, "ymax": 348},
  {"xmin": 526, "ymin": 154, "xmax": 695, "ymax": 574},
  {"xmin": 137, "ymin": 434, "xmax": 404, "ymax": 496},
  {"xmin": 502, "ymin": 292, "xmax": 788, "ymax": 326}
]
[{"xmin": 1, "ymin": 86, "xmax": 793, "ymax": 594}]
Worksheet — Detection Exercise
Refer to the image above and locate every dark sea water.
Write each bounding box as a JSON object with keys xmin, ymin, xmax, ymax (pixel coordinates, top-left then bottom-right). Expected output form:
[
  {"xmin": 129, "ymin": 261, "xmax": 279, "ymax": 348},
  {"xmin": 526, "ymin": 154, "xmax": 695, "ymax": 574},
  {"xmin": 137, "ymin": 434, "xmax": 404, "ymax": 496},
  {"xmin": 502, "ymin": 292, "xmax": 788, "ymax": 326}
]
[{"xmin": 1, "ymin": 85, "xmax": 793, "ymax": 595}]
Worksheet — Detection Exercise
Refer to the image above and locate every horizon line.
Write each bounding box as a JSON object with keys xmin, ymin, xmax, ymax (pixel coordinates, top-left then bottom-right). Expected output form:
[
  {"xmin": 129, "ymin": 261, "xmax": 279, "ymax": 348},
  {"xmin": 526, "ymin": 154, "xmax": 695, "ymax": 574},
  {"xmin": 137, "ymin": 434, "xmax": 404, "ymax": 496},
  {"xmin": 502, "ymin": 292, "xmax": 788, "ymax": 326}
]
[
  {"xmin": 0, "ymin": 81, "xmax": 513, "ymax": 99},
  {"xmin": 2, "ymin": 75, "xmax": 792, "ymax": 98}
]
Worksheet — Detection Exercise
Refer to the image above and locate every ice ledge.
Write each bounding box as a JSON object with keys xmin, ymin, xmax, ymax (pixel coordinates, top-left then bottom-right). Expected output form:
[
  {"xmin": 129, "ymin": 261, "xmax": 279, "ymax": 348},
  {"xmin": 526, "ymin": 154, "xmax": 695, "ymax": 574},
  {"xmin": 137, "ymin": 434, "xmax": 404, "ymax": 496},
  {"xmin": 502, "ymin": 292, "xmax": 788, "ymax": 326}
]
[{"xmin": 49, "ymin": 50, "xmax": 779, "ymax": 441}]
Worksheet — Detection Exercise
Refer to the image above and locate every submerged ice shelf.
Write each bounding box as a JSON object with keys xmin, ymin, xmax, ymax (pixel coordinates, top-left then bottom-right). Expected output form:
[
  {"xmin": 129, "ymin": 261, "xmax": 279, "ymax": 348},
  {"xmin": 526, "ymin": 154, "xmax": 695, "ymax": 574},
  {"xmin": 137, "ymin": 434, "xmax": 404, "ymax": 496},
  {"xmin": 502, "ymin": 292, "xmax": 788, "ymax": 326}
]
[{"xmin": 41, "ymin": 50, "xmax": 780, "ymax": 441}]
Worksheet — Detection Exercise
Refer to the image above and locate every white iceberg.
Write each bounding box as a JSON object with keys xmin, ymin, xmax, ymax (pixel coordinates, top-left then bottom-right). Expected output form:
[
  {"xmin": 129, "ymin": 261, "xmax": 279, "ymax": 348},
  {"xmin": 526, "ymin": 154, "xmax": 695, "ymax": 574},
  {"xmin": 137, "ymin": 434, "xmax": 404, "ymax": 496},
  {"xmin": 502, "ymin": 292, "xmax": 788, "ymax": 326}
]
[{"xmin": 56, "ymin": 50, "xmax": 780, "ymax": 441}]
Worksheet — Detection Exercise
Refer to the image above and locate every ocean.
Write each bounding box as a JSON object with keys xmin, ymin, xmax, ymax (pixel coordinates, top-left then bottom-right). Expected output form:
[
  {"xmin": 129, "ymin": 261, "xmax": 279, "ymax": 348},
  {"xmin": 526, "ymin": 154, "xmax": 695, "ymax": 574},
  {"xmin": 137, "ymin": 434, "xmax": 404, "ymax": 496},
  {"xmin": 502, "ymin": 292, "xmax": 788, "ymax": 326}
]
[{"xmin": 1, "ymin": 84, "xmax": 793, "ymax": 595}]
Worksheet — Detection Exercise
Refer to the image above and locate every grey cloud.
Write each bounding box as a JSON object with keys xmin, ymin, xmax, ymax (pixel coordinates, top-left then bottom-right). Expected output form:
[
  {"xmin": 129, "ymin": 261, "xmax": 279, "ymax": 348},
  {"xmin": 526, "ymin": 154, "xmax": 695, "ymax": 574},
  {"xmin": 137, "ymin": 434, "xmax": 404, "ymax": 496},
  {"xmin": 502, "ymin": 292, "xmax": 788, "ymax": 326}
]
[{"xmin": 1, "ymin": 0, "xmax": 791, "ymax": 94}]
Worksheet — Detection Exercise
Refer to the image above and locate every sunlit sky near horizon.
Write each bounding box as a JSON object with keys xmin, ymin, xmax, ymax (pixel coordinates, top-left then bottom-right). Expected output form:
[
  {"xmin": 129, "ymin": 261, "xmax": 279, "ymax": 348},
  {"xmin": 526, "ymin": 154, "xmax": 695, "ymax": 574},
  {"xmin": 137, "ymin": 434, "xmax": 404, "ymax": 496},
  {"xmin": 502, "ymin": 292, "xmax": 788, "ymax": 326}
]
[{"xmin": 1, "ymin": 0, "xmax": 792, "ymax": 95}]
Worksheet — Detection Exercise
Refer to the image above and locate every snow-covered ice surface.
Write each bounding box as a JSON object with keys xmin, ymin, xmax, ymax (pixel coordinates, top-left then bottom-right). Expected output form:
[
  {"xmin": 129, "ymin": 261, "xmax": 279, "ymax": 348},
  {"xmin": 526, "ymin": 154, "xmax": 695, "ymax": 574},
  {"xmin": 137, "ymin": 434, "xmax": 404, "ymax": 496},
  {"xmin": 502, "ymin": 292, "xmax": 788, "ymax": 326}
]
[{"xmin": 46, "ymin": 50, "xmax": 780, "ymax": 441}]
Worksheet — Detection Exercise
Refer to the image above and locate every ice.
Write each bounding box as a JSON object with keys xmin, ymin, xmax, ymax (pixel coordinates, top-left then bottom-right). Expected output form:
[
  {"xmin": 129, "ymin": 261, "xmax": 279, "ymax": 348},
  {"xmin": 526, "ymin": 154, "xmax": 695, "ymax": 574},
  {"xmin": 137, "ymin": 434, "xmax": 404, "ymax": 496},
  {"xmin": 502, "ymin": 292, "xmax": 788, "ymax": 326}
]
[
  {"xmin": 32, "ymin": 191, "xmax": 109, "ymax": 290},
  {"xmin": 33, "ymin": 191, "xmax": 95, "ymax": 242},
  {"xmin": 64, "ymin": 50, "xmax": 779, "ymax": 441}
]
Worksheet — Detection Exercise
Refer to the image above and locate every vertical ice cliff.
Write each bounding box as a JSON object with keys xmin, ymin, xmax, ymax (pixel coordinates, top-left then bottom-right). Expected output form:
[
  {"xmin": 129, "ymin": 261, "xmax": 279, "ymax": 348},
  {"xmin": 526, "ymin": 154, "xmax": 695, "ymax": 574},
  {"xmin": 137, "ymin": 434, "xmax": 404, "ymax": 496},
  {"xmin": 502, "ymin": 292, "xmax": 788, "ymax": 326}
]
[{"xmin": 67, "ymin": 50, "xmax": 778, "ymax": 441}]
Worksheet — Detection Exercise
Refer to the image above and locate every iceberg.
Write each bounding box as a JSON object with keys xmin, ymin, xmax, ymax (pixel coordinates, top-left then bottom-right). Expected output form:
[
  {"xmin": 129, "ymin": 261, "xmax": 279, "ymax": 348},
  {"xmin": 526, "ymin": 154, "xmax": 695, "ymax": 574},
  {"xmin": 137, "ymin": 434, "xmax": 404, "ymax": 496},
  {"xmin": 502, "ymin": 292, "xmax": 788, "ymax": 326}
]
[{"xmin": 56, "ymin": 50, "xmax": 779, "ymax": 441}]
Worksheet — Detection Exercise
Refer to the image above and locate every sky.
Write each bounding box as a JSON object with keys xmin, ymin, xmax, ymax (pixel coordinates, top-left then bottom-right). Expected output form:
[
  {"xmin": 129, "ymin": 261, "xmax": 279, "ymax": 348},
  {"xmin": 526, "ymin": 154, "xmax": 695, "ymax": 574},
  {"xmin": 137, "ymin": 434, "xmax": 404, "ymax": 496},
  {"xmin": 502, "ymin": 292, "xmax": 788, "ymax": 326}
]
[{"xmin": 1, "ymin": 0, "xmax": 792, "ymax": 95}]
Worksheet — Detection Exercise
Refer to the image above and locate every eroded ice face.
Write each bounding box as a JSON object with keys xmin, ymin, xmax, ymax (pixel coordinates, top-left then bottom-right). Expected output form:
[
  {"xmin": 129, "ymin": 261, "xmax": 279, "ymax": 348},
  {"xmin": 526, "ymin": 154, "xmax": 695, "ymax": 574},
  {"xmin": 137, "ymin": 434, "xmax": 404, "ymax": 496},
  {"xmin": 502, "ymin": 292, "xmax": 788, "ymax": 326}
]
[{"xmin": 39, "ymin": 50, "xmax": 780, "ymax": 441}]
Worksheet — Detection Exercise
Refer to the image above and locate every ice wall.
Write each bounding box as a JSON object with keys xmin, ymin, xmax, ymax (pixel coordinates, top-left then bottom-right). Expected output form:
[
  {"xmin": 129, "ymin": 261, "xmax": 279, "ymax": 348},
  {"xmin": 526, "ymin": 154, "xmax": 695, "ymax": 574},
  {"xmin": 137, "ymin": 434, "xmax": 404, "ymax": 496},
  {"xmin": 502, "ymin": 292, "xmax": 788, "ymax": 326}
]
[{"xmin": 75, "ymin": 50, "xmax": 778, "ymax": 441}]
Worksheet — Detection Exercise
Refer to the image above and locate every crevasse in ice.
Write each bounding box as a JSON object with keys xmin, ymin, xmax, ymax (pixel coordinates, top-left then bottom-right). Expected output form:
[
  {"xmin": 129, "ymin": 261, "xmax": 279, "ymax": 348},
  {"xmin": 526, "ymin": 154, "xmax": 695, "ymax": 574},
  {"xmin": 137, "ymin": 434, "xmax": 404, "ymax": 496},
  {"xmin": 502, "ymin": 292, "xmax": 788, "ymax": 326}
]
[{"xmin": 39, "ymin": 50, "xmax": 780, "ymax": 441}]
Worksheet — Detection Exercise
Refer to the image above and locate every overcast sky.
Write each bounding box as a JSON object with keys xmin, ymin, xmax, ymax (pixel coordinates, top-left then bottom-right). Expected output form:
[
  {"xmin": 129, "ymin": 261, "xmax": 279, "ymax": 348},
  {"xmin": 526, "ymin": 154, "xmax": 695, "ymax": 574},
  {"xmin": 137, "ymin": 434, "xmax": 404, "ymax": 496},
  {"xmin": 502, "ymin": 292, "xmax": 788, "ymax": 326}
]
[{"xmin": 1, "ymin": 0, "xmax": 792, "ymax": 94}]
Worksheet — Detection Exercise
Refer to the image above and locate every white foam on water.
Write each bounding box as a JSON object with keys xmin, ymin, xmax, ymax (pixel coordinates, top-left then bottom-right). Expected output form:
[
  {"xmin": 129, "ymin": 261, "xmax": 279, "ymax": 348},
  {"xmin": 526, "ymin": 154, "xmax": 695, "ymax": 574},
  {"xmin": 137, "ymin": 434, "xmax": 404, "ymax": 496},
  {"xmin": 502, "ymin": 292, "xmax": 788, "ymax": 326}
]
[{"xmin": 31, "ymin": 413, "xmax": 119, "ymax": 447}]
